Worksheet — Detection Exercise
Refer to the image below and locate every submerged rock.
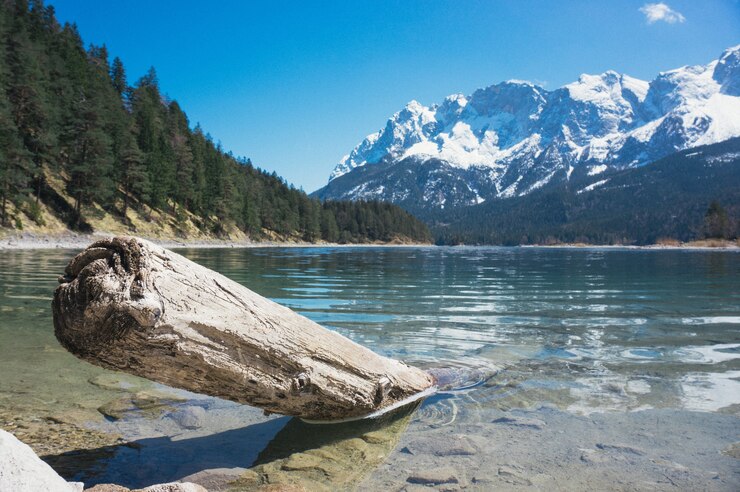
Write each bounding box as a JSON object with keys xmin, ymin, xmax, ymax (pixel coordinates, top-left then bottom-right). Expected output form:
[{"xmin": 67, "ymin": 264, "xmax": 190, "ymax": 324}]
[
  {"xmin": 721, "ymin": 442, "xmax": 740, "ymax": 459},
  {"xmin": 492, "ymin": 415, "xmax": 546, "ymax": 429},
  {"xmin": 170, "ymin": 406, "xmax": 206, "ymax": 430},
  {"xmin": 595, "ymin": 443, "xmax": 646, "ymax": 455},
  {"xmin": 86, "ymin": 483, "xmax": 207, "ymax": 492},
  {"xmin": 232, "ymin": 403, "xmax": 419, "ymax": 491},
  {"xmin": 497, "ymin": 465, "xmax": 532, "ymax": 486},
  {"xmin": 98, "ymin": 391, "xmax": 185, "ymax": 421},
  {"xmin": 404, "ymin": 434, "xmax": 479, "ymax": 456},
  {"xmin": 0, "ymin": 429, "xmax": 83, "ymax": 492},
  {"xmin": 85, "ymin": 485, "xmax": 130, "ymax": 492},
  {"xmin": 406, "ymin": 466, "xmax": 459, "ymax": 485},
  {"xmin": 178, "ymin": 467, "xmax": 248, "ymax": 491},
  {"xmin": 137, "ymin": 483, "xmax": 207, "ymax": 492},
  {"xmin": 89, "ymin": 373, "xmax": 148, "ymax": 392}
]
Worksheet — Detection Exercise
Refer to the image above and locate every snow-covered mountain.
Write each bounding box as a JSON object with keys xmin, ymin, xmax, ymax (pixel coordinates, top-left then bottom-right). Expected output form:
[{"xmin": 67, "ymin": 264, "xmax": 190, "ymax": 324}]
[{"xmin": 316, "ymin": 46, "xmax": 740, "ymax": 210}]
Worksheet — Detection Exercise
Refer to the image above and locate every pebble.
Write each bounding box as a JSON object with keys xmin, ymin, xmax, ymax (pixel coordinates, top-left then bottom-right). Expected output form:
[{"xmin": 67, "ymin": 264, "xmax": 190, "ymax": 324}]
[
  {"xmin": 179, "ymin": 467, "xmax": 247, "ymax": 490},
  {"xmin": 170, "ymin": 406, "xmax": 206, "ymax": 429},
  {"xmin": 85, "ymin": 485, "xmax": 130, "ymax": 492},
  {"xmin": 138, "ymin": 483, "xmax": 207, "ymax": 492},
  {"xmin": 88, "ymin": 373, "xmax": 144, "ymax": 392},
  {"xmin": 406, "ymin": 466, "xmax": 459, "ymax": 485},
  {"xmin": 492, "ymin": 416, "xmax": 547, "ymax": 430},
  {"xmin": 595, "ymin": 443, "xmax": 646, "ymax": 456},
  {"xmin": 498, "ymin": 465, "xmax": 532, "ymax": 486},
  {"xmin": 721, "ymin": 442, "xmax": 740, "ymax": 459},
  {"xmin": 98, "ymin": 391, "xmax": 185, "ymax": 420},
  {"xmin": 404, "ymin": 434, "xmax": 479, "ymax": 456},
  {"xmin": 580, "ymin": 449, "xmax": 610, "ymax": 464}
]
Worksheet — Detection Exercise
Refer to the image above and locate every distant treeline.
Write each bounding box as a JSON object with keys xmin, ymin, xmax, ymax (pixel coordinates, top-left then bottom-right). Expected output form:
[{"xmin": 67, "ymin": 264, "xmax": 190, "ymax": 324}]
[
  {"xmin": 432, "ymin": 138, "xmax": 740, "ymax": 245},
  {"xmin": 0, "ymin": 1, "xmax": 431, "ymax": 243}
]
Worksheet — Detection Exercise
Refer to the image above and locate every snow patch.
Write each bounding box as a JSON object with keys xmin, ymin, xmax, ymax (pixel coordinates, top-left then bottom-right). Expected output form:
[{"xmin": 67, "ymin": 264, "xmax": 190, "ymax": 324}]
[
  {"xmin": 588, "ymin": 164, "xmax": 608, "ymax": 176},
  {"xmin": 577, "ymin": 179, "xmax": 609, "ymax": 194}
]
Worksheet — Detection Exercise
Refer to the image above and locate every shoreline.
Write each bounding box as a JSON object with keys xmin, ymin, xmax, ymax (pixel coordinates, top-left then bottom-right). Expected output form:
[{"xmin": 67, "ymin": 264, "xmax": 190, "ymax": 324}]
[
  {"xmin": 521, "ymin": 240, "xmax": 740, "ymax": 251},
  {"xmin": 1, "ymin": 231, "xmax": 738, "ymax": 251},
  {"xmin": 0, "ymin": 232, "xmax": 433, "ymax": 251}
]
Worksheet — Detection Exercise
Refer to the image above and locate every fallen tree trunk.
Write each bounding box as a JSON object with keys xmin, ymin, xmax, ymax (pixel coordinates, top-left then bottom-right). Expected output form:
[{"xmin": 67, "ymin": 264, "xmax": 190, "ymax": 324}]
[{"xmin": 52, "ymin": 237, "xmax": 433, "ymax": 421}]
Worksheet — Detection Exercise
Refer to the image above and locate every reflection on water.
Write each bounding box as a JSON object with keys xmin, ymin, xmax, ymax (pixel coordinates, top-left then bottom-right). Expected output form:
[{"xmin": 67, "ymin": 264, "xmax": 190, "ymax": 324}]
[
  {"xmin": 43, "ymin": 398, "xmax": 419, "ymax": 490},
  {"xmin": 240, "ymin": 402, "xmax": 419, "ymax": 491},
  {"xmin": 1, "ymin": 246, "xmax": 739, "ymax": 488},
  {"xmin": 180, "ymin": 246, "xmax": 740, "ymax": 415}
]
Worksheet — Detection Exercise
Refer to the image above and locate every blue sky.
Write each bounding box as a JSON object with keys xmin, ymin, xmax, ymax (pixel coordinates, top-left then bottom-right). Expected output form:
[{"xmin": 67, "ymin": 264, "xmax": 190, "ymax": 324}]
[{"xmin": 50, "ymin": 1, "xmax": 739, "ymax": 192}]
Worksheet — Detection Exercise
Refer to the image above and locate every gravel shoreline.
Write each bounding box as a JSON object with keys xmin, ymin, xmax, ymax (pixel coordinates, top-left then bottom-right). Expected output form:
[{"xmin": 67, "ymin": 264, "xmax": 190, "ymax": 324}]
[
  {"xmin": 0, "ymin": 232, "xmax": 431, "ymax": 250},
  {"xmin": 2, "ymin": 232, "xmax": 738, "ymax": 251}
]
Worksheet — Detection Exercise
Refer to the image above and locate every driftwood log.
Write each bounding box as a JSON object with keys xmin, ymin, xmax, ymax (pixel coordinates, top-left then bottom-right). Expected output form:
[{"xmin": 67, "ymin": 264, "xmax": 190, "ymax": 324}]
[{"xmin": 52, "ymin": 237, "xmax": 433, "ymax": 421}]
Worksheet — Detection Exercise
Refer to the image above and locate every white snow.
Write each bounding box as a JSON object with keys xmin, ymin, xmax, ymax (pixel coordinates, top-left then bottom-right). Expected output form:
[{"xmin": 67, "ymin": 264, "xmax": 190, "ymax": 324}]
[
  {"xmin": 325, "ymin": 45, "xmax": 740, "ymax": 205},
  {"xmin": 707, "ymin": 151, "xmax": 740, "ymax": 164},
  {"xmin": 499, "ymin": 175, "xmax": 523, "ymax": 198},
  {"xmin": 577, "ymin": 179, "xmax": 609, "ymax": 194},
  {"xmin": 522, "ymin": 169, "xmax": 558, "ymax": 195},
  {"xmin": 690, "ymin": 93, "xmax": 740, "ymax": 146},
  {"xmin": 621, "ymin": 74, "xmax": 650, "ymax": 102},
  {"xmin": 587, "ymin": 164, "xmax": 608, "ymax": 176},
  {"xmin": 506, "ymin": 79, "xmax": 535, "ymax": 86}
]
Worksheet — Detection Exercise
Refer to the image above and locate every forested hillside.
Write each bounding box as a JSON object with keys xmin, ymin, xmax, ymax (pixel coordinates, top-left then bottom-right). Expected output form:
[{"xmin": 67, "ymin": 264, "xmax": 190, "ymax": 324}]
[
  {"xmin": 432, "ymin": 138, "xmax": 740, "ymax": 245},
  {"xmin": 0, "ymin": 1, "xmax": 431, "ymax": 244}
]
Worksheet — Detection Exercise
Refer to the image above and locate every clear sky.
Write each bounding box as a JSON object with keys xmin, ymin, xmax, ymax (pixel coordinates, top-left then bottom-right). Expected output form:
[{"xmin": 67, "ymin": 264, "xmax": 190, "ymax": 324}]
[{"xmin": 49, "ymin": 0, "xmax": 739, "ymax": 192}]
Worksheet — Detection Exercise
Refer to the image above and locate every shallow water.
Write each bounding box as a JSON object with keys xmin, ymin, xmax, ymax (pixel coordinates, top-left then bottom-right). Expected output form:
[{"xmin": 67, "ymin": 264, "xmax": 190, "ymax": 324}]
[{"xmin": 1, "ymin": 246, "xmax": 739, "ymax": 490}]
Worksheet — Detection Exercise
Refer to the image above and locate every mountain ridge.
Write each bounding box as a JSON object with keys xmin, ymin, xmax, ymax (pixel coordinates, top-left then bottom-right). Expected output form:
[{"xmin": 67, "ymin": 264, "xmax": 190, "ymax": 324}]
[{"xmin": 316, "ymin": 45, "xmax": 740, "ymax": 210}]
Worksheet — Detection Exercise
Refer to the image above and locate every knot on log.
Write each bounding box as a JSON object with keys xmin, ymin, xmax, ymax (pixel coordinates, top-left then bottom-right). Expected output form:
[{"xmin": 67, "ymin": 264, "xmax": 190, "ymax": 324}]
[
  {"xmin": 291, "ymin": 372, "xmax": 313, "ymax": 395},
  {"xmin": 374, "ymin": 376, "xmax": 392, "ymax": 405}
]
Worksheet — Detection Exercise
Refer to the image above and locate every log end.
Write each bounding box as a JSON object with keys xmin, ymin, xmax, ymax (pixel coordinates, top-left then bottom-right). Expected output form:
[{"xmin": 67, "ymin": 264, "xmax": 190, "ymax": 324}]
[{"xmin": 52, "ymin": 236, "xmax": 161, "ymax": 361}]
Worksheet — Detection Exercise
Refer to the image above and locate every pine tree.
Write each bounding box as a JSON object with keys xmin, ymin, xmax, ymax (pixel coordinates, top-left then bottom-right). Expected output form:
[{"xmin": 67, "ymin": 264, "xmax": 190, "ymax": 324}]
[
  {"xmin": 63, "ymin": 99, "xmax": 114, "ymax": 228},
  {"xmin": 62, "ymin": 45, "xmax": 115, "ymax": 229},
  {"xmin": 119, "ymin": 126, "xmax": 148, "ymax": 218},
  {"xmin": 131, "ymin": 68, "xmax": 173, "ymax": 211},
  {"xmin": 704, "ymin": 201, "xmax": 731, "ymax": 239},
  {"xmin": 168, "ymin": 101, "xmax": 194, "ymax": 208},
  {"xmin": 110, "ymin": 56, "xmax": 126, "ymax": 97},
  {"xmin": 4, "ymin": 9, "xmax": 53, "ymax": 206},
  {"xmin": 320, "ymin": 206, "xmax": 339, "ymax": 242},
  {"xmin": 0, "ymin": 98, "xmax": 30, "ymax": 227}
]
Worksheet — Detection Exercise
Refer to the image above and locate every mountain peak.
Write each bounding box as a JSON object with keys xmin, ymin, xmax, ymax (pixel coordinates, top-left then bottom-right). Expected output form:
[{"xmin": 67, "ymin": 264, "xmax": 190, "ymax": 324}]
[
  {"xmin": 714, "ymin": 44, "xmax": 740, "ymax": 96},
  {"xmin": 404, "ymin": 99, "xmax": 424, "ymax": 111},
  {"xmin": 720, "ymin": 44, "xmax": 740, "ymax": 59},
  {"xmin": 443, "ymin": 93, "xmax": 468, "ymax": 105},
  {"xmin": 323, "ymin": 46, "xmax": 740, "ymax": 207},
  {"xmin": 504, "ymin": 79, "xmax": 537, "ymax": 87}
]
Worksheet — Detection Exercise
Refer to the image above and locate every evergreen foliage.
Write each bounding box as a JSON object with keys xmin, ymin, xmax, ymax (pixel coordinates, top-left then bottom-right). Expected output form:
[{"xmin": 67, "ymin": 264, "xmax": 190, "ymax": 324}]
[
  {"xmin": 0, "ymin": 1, "xmax": 431, "ymax": 243},
  {"xmin": 432, "ymin": 138, "xmax": 740, "ymax": 245},
  {"xmin": 703, "ymin": 201, "xmax": 731, "ymax": 239}
]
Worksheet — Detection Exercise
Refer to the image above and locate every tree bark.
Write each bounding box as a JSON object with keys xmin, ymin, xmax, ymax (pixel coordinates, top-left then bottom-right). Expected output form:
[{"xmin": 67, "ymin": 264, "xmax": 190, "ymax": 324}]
[{"xmin": 52, "ymin": 236, "xmax": 433, "ymax": 421}]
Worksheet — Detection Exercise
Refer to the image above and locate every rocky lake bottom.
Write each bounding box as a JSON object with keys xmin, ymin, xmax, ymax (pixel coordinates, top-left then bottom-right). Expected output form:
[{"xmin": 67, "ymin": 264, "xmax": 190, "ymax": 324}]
[{"xmin": 1, "ymin": 246, "xmax": 738, "ymax": 490}]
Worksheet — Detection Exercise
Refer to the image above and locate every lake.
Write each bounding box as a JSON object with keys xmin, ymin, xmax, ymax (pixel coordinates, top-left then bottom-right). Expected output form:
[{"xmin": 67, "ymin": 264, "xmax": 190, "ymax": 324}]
[{"xmin": 1, "ymin": 246, "xmax": 738, "ymax": 490}]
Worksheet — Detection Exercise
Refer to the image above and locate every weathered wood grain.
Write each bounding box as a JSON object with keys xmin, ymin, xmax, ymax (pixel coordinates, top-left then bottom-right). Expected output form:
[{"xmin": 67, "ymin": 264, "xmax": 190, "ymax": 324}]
[{"xmin": 52, "ymin": 237, "xmax": 433, "ymax": 420}]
